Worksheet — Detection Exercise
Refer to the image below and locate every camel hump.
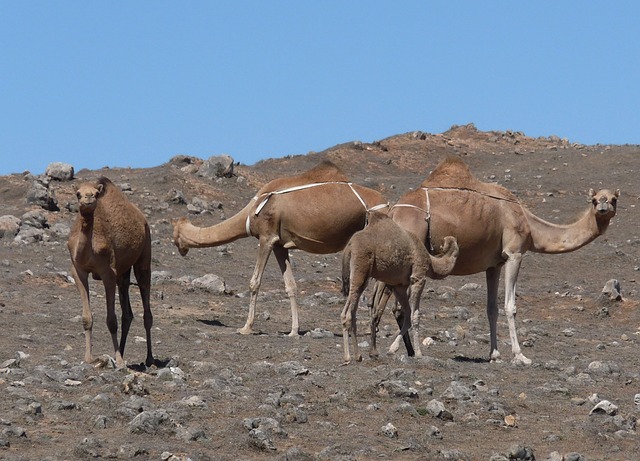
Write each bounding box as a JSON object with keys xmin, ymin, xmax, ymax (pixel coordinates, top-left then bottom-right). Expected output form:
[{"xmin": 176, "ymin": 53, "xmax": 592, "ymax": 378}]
[
  {"xmin": 423, "ymin": 156, "xmax": 517, "ymax": 201},
  {"xmin": 299, "ymin": 160, "xmax": 349, "ymax": 182},
  {"xmin": 261, "ymin": 160, "xmax": 350, "ymax": 193},
  {"xmin": 423, "ymin": 156, "xmax": 477, "ymax": 188}
]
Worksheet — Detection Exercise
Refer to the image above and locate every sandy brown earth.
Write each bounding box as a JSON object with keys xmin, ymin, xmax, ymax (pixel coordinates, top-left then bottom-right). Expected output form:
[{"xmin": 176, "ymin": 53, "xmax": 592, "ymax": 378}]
[{"xmin": 1, "ymin": 125, "xmax": 639, "ymax": 461}]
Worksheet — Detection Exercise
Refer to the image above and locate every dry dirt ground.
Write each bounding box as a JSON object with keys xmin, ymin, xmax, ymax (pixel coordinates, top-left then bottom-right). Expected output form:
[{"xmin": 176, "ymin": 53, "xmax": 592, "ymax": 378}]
[{"xmin": 1, "ymin": 125, "xmax": 639, "ymax": 461}]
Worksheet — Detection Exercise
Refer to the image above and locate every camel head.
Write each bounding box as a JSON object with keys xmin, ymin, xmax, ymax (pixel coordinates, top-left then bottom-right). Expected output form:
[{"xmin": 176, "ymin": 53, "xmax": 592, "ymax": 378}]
[
  {"xmin": 75, "ymin": 182, "xmax": 104, "ymax": 215},
  {"xmin": 171, "ymin": 217, "xmax": 190, "ymax": 256},
  {"xmin": 428, "ymin": 235, "xmax": 459, "ymax": 279},
  {"xmin": 588, "ymin": 188, "xmax": 619, "ymax": 222}
]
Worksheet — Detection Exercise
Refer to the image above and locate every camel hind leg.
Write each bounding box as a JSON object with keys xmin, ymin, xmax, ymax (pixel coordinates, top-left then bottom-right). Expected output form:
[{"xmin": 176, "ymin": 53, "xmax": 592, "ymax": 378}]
[
  {"xmin": 388, "ymin": 286, "xmax": 412, "ymax": 355},
  {"xmin": 486, "ymin": 266, "xmax": 502, "ymax": 362},
  {"xmin": 133, "ymin": 256, "xmax": 154, "ymax": 367},
  {"xmin": 116, "ymin": 269, "xmax": 134, "ymax": 363},
  {"xmin": 371, "ymin": 282, "xmax": 415, "ymax": 357}
]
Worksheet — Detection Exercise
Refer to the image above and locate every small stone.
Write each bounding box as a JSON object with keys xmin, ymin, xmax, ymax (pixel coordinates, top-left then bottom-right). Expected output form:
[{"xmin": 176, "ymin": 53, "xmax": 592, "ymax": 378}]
[
  {"xmin": 590, "ymin": 400, "xmax": 618, "ymax": 416},
  {"xmin": 380, "ymin": 422, "xmax": 398, "ymax": 438}
]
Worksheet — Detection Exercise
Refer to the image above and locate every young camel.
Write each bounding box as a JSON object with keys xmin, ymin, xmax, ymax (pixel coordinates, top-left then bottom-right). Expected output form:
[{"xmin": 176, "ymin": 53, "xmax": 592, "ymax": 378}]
[
  {"xmin": 68, "ymin": 177, "xmax": 154, "ymax": 368},
  {"xmin": 172, "ymin": 160, "xmax": 389, "ymax": 336},
  {"xmin": 340, "ymin": 212, "xmax": 459, "ymax": 363},
  {"xmin": 371, "ymin": 156, "xmax": 619, "ymax": 365}
]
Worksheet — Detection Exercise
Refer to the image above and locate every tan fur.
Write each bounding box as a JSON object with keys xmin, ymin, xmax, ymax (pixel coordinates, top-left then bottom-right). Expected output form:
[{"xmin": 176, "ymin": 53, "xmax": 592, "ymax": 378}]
[
  {"xmin": 372, "ymin": 157, "xmax": 619, "ymax": 365},
  {"xmin": 172, "ymin": 161, "xmax": 389, "ymax": 336},
  {"xmin": 68, "ymin": 177, "xmax": 154, "ymax": 368},
  {"xmin": 340, "ymin": 212, "xmax": 458, "ymax": 363}
]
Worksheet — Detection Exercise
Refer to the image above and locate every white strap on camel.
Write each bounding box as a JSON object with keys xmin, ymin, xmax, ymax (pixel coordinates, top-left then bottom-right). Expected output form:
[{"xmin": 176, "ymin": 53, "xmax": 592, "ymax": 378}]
[
  {"xmin": 245, "ymin": 181, "xmax": 388, "ymax": 237},
  {"xmin": 390, "ymin": 188, "xmax": 432, "ymax": 221}
]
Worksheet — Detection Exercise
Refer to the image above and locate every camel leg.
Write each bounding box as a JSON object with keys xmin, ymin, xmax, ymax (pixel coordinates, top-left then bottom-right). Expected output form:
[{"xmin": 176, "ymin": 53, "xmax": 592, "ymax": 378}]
[
  {"xmin": 134, "ymin": 259, "xmax": 154, "ymax": 367},
  {"xmin": 408, "ymin": 278, "xmax": 426, "ymax": 358},
  {"xmin": 71, "ymin": 264, "xmax": 94, "ymax": 364},
  {"xmin": 273, "ymin": 245, "xmax": 300, "ymax": 337},
  {"xmin": 486, "ymin": 266, "xmax": 502, "ymax": 362},
  {"xmin": 393, "ymin": 293, "xmax": 416, "ymax": 357},
  {"xmin": 102, "ymin": 270, "xmax": 125, "ymax": 368},
  {"xmin": 371, "ymin": 282, "xmax": 415, "ymax": 357},
  {"xmin": 341, "ymin": 276, "xmax": 366, "ymax": 364},
  {"xmin": 238, "ymin": 236, "xmax": 276, "ymax": 335},
  {"xmin": 388, "ymin": 287, "xmax": 412, "ymax": 355},
  {"xmin": 503, "ymin": 252, "xmax": 530, "ymax": 365},
  {"xmin": 369, "ymin": 281, "xmax": 390, "ymax": 358},
  {"xmin": 117, "ymin": 269, "xmax": 134, "ymax": 363}
]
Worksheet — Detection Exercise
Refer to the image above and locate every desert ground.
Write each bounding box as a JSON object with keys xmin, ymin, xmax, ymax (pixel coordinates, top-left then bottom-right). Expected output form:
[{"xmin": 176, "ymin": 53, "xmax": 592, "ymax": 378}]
[{"xmin": 1, "ymin": 124, "xmax": 639, "ymax": 461}]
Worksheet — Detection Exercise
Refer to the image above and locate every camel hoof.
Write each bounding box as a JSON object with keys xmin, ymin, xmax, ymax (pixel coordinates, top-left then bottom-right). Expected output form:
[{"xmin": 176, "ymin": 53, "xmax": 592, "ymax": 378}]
[
  {"xmin": 512, "ymin": 354, "xmax": 532, "ymax": 366},
  {"xmin": 287, "ymin": 330, "xmax": 300, "ymax": 338},
  {"xmin": 369, "ymin": 351, "xmax": 380, "ymax": 359},
  {"xmin": 237, "ymin": 326, "xmax": 254, "ymax": 335}
]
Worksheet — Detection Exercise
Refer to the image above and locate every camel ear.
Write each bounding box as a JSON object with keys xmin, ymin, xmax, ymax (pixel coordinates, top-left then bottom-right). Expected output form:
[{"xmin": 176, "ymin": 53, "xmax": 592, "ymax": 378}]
[
  {"xmin": 615, "ymin": 189, "xmax": 620, "ymax": 198},
  {"xmin": 588, "ymin": 188, "xmax": 596, "ymax": 198},
  {"xmin": 96, "ymin": 184, "xmax": 104, "ymax": 196}
]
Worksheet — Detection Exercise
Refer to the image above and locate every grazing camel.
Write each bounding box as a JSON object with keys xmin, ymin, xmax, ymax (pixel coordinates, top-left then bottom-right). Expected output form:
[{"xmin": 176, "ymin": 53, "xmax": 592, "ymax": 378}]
[
  {"xmin": 372, "ymin": 156, "xmax": 619, "ymax": 365},
  {"xmin": 172, "ymin": 160, "xmax": 389, "ymax": 336},
  {"xmin": 340, "ymin": 212, "xmax": 459, "ymax": 363},
  {"xmin": 68, "ymin": 177, "xmax": 154, "ymax": 368}
]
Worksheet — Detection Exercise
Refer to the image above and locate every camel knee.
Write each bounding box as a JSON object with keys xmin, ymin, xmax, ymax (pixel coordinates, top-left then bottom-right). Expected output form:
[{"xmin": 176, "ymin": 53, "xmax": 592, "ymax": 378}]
[
  {"xmin": 82, "ymin": 314, "xmax": 93, "ymax": 332},
  {"xmin": 143, "ymin": 311, "xmax": 153, "ymax": 330}
]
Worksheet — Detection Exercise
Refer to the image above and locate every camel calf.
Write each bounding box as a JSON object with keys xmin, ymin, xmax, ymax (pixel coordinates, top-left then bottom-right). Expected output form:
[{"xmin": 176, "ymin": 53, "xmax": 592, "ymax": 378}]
[
  {"xmin": 340, "ymin": 212, "xmax": 459, "ymax": 363},
  {"xmin": 68, "ymin": 177, "xmax": 154, "ymax": 368}
]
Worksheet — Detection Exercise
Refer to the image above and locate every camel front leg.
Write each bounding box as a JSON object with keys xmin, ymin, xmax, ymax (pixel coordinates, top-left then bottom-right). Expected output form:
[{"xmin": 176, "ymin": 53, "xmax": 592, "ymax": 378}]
[
  {"xmin": 238, "ymin": 236, "xmax": 275, "ymax": 335},
  {"xmin": 71, "ymin": 264, "xmax": 94, "ymax": 364},
  {"xmin": 102, "ymin": 270, "xmax": 125, "ymax": 368},
  {"xmin": 486, "ymin": 266, "xmax": 502, "ymax": 362},
  {"xmin": 341, "ymin": 293, "xmax": 363, "ymax": 364},
  {"xmin": 273, "ymin": 245, "xmax": 300, "ymax": 336},
  {"xmin": 503, "ymin": 252, "xmax": 530, "ymax": 365}
]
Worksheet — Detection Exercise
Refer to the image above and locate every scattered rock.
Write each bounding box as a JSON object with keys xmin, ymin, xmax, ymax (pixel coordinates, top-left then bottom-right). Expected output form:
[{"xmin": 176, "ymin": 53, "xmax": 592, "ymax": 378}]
[
  {"xmin": 45, "ymin": 162, "xmax": 74, "ymax": 181},
  {"xmin": 198, "ymin": 155, "xmax": 235, "ymax": 179},
  {"xmin": 0, "ymin": 215, "xmax": 21, "ymax": 239}
]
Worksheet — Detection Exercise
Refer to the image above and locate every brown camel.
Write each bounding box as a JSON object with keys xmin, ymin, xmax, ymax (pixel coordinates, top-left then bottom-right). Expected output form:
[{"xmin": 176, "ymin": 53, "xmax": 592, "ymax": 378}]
[
  {"xmin": 340, "ymin": 212, "xmax": 459, "ymax": 363},
  {"xmin": 68, "ymin": 177, "xmax": 154, "ymax": 368},
  {"xmin": 172, "ymin": 160, "xmax": 389, "ymax": 336},
  {"xmin": 372, "ymin": 156, "xmax": 619, "ymax": 364}
]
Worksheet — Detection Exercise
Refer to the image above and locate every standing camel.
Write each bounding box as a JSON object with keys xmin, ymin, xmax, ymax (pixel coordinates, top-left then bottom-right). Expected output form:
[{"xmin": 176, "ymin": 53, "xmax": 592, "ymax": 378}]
[
  {"xmin": 372, "ymin": 156, "xmax": 619, "ymax": 364},
  {"xmin": 172, "ymin": 160, "xmax": 389, "ymax": 336},
  {"xmin": 341, "ymin": 212, "xmax": 458, "ymax": 363},
  {"xmin": 68, "ymin": 177, "xmax": 154, "ymax": 368}
]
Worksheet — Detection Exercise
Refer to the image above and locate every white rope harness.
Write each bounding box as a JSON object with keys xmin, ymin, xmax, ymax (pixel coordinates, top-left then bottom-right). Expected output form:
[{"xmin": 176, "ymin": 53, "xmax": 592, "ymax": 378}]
[{"xmin": 245, "ymin": 181, "xmax": 389, "ymax": 237}]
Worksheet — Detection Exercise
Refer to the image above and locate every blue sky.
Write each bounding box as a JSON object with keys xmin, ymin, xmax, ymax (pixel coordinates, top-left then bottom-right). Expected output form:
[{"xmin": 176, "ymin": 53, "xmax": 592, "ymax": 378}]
[{"xmin": 1, "ymin": 2, "xmax": 639, "ymax": 176}]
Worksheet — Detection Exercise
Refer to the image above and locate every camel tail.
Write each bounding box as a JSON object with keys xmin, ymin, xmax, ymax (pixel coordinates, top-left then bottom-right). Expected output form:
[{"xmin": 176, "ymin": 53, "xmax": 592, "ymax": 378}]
[{"xmin": 341, "ymin": 244, "xmax": 352, "ymax": 296}]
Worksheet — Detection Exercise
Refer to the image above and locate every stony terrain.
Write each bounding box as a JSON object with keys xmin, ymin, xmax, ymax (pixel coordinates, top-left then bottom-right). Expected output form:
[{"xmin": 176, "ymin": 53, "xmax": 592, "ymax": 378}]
[{"xmin": 0, "ymin": 124, "xmax": 639, "ymax": 461}]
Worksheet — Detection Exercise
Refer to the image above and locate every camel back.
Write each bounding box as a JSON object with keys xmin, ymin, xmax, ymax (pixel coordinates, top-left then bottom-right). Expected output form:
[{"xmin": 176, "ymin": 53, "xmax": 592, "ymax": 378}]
[
  {"xmin": 260, "ymin": 160, "xmax": 350, "ymax": 193},
  {"xmin": 422, "ymin": 157, "xmax": 517, "ymax": 202}
]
